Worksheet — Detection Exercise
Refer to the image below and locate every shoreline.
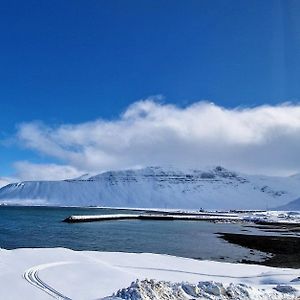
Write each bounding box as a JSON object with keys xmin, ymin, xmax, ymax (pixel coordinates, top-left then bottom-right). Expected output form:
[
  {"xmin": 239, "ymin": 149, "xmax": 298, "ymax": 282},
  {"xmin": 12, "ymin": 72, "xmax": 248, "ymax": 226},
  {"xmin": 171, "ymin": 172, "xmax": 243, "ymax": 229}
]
[
  {"xmin": 2, "ymin": 205, "xmax": 300, "ymax": 270},
  {"xmin": 220, "ymin": 232, "xmax": 300, "ymax": 269}
]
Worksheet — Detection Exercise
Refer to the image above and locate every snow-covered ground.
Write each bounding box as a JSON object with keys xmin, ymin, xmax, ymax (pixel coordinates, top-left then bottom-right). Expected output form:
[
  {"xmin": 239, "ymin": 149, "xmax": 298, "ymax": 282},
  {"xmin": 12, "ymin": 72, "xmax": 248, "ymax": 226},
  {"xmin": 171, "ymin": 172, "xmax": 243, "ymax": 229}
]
[
  {"xmin": 241, "ymin": 210, "xmax": 300, "ymax": 224},
  {"xmin": 1, "ymin": 248, "xmax": 299, "ymax": 299},
  {"xmin": 1, "ymin": 166, "xmax": 300, "ymax": 210}
]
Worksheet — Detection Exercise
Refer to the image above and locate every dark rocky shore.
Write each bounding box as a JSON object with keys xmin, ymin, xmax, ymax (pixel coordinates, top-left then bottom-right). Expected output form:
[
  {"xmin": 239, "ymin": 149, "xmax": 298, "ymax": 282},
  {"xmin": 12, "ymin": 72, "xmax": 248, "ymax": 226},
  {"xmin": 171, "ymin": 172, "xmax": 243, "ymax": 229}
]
[{"xmin": 220, "ymin": 231, "xmax": 300, "ymax": 268}]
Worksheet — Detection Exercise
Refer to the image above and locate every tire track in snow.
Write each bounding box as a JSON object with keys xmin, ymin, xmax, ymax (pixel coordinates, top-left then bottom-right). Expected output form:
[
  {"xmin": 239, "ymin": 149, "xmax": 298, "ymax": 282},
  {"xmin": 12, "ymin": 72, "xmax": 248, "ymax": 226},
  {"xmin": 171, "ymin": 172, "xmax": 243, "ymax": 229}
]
[
  {"xmin": 119, "ymin": 265, "xmax": 299, "ymax": 280},
  {"xmin": 23, "ymin": 262, "xmax": 75, "ymax": 299}
]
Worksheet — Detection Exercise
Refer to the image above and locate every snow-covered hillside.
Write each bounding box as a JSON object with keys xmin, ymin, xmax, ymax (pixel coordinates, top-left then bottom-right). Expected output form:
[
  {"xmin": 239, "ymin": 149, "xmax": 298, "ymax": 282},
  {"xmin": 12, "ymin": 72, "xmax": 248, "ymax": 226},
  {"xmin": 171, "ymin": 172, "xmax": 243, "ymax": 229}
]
[
  {"xmin": 0, "ymin": 166, "xmax": 299, "ymax": 209},
  {"xmin": 277, "ymin": 198, "xmax": 300, "ymax": 211}
]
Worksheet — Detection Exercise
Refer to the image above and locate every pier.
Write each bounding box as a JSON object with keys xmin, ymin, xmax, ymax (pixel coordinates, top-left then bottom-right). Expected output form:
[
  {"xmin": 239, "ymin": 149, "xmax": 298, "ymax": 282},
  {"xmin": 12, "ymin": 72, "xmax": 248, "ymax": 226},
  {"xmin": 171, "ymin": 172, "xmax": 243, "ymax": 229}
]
[{"xmin": 63, "ymin": 212, "xmax": 241, "ymax": 223}]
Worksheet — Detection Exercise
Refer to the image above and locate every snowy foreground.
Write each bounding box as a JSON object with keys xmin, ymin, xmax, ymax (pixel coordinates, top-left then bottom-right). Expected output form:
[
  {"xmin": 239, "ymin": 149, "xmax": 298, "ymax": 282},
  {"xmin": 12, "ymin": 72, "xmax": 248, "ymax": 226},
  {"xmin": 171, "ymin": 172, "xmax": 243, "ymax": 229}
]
[{"xmin": 1, "ymin": 248, "xmax": 300, "ymax": 300}]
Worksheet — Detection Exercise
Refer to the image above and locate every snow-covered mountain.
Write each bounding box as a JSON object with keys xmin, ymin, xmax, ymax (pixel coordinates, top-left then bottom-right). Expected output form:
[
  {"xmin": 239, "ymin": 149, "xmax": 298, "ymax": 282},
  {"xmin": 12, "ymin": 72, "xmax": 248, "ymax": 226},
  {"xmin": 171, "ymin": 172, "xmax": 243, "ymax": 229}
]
[
  {"xmin": 0, "ymin": 166, "xmax": 299, "ymax": 209},
  {"xmin": 277, "ymin": 197, "xmax": 300, "ymax": 211}
]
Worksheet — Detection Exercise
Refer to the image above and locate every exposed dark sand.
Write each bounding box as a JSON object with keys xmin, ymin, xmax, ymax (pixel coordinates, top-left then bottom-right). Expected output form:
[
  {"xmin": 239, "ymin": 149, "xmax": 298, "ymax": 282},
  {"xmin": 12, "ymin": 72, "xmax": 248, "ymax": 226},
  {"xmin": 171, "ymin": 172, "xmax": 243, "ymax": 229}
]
[{"xmin": 220, "ymin": 232, "xmax": 300, "ymax": 268}]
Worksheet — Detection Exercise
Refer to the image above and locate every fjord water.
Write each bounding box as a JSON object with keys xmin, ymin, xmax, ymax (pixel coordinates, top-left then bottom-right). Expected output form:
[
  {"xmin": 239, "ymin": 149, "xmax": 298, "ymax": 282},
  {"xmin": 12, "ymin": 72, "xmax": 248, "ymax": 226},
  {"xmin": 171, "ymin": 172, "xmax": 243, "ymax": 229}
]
[{"xmin": 0, "ymin": 206, "xmax": 269, "ymax": 263}]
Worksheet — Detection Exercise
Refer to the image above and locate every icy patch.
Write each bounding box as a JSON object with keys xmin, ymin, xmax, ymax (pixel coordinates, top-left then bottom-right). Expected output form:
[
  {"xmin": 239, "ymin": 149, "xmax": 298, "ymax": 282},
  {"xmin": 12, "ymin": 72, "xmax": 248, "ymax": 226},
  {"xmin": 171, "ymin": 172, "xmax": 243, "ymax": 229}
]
[{"xmin": 112, "ymin": 279, "xmax": 298, "ymax": 300}]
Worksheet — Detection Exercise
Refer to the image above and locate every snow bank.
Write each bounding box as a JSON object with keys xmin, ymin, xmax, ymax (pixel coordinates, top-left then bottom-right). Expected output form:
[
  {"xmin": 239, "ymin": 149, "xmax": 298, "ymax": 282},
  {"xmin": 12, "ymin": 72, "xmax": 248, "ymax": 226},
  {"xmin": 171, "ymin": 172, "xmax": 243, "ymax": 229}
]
[{"xmin": 113, "ymin": 279, "xmax": 298, "ymax": 300}]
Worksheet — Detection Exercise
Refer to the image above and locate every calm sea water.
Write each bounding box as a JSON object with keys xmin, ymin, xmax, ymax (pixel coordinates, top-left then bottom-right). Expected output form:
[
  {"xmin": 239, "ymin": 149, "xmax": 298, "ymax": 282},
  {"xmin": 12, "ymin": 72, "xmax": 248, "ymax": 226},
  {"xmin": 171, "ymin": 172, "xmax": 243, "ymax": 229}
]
[{"xmin": 0, "ymin": 206, "xmax": 275, "ymax": 263}]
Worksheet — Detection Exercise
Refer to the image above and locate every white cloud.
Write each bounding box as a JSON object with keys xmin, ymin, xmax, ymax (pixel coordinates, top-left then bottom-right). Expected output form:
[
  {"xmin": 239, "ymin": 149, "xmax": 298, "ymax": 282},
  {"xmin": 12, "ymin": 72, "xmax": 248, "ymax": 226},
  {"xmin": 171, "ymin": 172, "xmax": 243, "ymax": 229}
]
[
  {"xmin": 13, "ymin": 161, "xmax": 83, "ymax": 181},
  {"xmin": 15, "ymin": 97, "xmax": 300, "ymax": 177},
  {"xmin": 0, "ymin": 177, "xmax": 16, "ymax": 188}
]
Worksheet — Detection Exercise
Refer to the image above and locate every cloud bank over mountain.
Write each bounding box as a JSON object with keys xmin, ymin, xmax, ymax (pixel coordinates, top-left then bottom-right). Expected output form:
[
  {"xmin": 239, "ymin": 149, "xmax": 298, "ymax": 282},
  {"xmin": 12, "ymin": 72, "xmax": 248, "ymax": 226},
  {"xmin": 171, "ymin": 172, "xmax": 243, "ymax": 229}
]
[
  {"xmin": 13, "ymin": 161, "xmax": 82, "ymax": 181},
  {"xmin": 0, "ymin": 177, "xmax": 15, "ymax": 188},
  {"xmin": 11, "ymin": 97, "xmax": 300, "ymax": 181}
]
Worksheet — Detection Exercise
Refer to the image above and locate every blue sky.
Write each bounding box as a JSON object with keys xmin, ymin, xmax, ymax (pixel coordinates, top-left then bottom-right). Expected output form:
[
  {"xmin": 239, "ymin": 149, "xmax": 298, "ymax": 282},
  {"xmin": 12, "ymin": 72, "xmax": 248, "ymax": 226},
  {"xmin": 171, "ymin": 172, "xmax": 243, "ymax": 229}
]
[{"xmin": 1, "ymin": 0, "xmax": 300, "ymax": 180}]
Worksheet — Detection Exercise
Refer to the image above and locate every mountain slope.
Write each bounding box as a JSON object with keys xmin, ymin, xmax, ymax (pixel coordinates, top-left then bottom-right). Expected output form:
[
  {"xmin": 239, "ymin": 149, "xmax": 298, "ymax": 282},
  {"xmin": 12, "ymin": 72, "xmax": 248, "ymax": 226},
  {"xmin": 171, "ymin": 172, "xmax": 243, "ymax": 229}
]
[
  {"xmin": 0, "ymin": 166, "xmax": 299, "ymax": 209},
  {"xmin": 277, "ymin": 197, "xmax": 300, "ymax": 211}
]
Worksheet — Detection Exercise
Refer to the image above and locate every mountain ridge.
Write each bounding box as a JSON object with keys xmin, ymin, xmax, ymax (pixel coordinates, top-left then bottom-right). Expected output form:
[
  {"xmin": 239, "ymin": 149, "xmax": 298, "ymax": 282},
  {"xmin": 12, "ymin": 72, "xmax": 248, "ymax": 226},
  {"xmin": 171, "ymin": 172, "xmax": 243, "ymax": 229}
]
[{"xmin": 0, "ymin": 166, "xmax": 299, "ymax": 209}]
